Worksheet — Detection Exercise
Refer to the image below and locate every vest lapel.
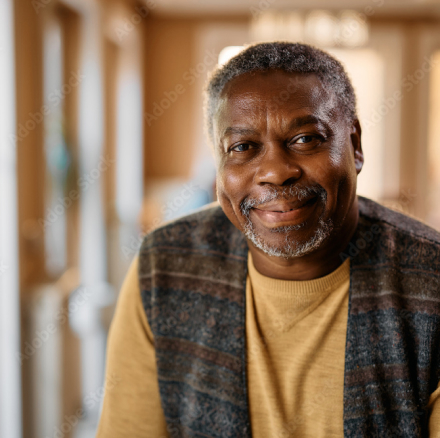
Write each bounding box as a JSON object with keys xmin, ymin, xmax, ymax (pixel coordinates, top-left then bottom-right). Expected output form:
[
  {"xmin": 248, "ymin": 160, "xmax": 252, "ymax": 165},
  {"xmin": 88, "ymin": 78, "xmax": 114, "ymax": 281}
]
[
  {"xmin": 140, "ymin": 206, "xmax": 251, "ymax": 438},
  {"xmin": 343, "ymin": 197, "xmax": 439, "ymax": 437}
]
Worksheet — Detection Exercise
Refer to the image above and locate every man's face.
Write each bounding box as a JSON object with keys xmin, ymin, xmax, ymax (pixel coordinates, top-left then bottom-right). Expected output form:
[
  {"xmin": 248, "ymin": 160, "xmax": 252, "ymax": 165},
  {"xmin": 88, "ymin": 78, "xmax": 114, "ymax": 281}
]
[{"xmin": 213, "ymin": 69, "xmax": 363, "ymax": 259}]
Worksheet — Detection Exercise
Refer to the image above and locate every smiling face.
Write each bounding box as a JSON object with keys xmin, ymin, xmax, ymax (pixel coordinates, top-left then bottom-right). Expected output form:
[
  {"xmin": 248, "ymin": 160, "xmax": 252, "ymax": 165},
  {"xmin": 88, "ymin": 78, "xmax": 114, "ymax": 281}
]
[{"xmin": 213, "ymin": 69, "xmax": 363, "ymax": 260}]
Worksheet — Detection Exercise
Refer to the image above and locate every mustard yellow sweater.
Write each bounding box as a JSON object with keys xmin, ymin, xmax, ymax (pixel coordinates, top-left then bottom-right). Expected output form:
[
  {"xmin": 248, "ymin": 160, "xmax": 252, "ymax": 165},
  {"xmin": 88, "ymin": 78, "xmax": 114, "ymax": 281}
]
[{"xmin": 96, "ymin": 254, "xmax": 440, "ymax": 437}]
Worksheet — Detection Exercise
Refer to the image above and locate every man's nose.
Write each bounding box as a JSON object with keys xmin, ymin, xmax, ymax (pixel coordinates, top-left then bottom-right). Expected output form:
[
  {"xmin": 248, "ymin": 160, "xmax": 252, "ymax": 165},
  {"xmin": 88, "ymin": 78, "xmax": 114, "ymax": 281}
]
[{"xmin": 254, "ymin": 144, "xmax": 302, "ymax": 186}]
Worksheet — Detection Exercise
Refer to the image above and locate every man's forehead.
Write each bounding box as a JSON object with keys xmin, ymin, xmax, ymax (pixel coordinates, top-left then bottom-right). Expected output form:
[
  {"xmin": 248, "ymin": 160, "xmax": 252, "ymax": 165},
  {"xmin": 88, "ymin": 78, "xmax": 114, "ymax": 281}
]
[
  {"xmin": 215, "ymin": 70, "xmax": 339, "ymax": 133},
  {"xmin": 220, "ymin": 70, "xmax": 328, "ymax": 104}
]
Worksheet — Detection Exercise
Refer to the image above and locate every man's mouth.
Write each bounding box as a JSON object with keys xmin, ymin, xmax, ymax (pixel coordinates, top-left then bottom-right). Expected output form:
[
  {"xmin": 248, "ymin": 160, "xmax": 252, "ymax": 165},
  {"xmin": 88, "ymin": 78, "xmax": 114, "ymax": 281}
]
[
  {"xmin": 256, "ymin": 196, "xmax": 318, "ymax": 211},
  {"xmin": 251, "ymin": 196, "xmax": 319, "ymax": 226}
]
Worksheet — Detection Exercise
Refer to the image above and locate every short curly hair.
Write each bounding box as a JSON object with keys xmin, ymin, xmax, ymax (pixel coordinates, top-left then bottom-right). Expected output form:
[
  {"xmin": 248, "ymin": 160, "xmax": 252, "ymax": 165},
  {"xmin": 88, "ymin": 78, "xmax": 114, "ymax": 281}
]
[{"xmin": 204, "ymin": 41, "xmax": 357, "ymax": 146}]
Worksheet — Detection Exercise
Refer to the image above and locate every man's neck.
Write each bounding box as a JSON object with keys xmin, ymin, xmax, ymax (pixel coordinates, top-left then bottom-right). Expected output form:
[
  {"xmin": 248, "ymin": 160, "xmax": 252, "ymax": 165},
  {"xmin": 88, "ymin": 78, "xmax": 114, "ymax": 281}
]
[{"xmin": 248, "ymin": 197, "xmax": 359, "ymax": 281}]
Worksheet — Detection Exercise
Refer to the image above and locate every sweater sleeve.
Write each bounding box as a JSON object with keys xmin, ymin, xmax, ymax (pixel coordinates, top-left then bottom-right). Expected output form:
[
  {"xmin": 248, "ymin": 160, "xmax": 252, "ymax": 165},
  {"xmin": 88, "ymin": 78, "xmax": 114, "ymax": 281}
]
[
  {"xmin": 96, "ymin": 255, "xmax": 169, "ymax": 438},
  {"xmin": 429, "ymin": 381, "xmax": 440, "ymax": 437}
]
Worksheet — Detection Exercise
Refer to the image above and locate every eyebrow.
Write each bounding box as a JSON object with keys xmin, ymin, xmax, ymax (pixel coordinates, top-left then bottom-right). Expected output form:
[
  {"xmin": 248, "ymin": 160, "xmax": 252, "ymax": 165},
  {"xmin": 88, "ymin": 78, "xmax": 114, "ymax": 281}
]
[
  {"xmin": 288, "ymin": 115, "xmax": 327, "ymax": 131},
  {"xmin": 220, "ymin": 115, "xmax": 330, "ymax": 143},
  {"xmin": 220, "ymin": 127, "xmax": 258, "ymax": 141}
]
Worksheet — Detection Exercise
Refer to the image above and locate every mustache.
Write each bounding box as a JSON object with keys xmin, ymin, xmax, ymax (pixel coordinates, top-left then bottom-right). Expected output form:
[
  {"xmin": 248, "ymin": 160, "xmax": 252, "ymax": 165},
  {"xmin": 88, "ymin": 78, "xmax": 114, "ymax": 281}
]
[{"xmin": 239, "ymin": 184, "xmax": 326, "ymax": 216}]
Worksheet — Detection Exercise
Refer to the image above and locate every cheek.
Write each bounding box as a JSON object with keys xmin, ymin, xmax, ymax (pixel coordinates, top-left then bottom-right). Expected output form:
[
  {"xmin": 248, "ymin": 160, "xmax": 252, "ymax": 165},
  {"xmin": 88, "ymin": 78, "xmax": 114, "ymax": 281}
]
[
  {"xmin": 324, "ymin": 138, "xmax": 358, "ymax": 185},
  {"xmin": 319, "ymin": 152, "xmax": 357, "ymax": 216},
  {"xmin": 335, "ymin": 148, "xmax": 358, "ymax": 189},
  {"xmin": 216, "ymin": 164, "xmax": 252, "ymax": 229},
  {"xmin": 301, "ymin": 151, "xmax": 354, "ymax": 206},
  {"xmin": 217, "ymin": 163, "xmax": 250, "ymax": 202}
]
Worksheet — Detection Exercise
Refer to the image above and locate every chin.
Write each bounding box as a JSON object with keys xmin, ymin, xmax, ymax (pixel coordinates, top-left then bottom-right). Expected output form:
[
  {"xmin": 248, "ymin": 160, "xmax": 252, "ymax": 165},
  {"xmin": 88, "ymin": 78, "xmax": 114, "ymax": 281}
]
[{"xmin": 243, "ymin": 217, "xmax": 334, "ymax": 259}]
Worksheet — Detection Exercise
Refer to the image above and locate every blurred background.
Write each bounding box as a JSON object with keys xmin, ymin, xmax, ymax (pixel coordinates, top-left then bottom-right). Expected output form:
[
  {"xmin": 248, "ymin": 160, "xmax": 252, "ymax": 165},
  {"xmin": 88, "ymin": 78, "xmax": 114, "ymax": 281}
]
[{"xmin": 1, "ymin": 0, "xmax": 440, "ymax": 437}]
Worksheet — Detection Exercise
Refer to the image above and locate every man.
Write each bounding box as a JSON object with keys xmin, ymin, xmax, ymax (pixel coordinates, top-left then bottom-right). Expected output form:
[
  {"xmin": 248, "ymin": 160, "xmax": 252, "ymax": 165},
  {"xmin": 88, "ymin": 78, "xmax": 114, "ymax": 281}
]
[{"xmin": 97, "ymin": 43, "xmax": 440, "ymax": 437}]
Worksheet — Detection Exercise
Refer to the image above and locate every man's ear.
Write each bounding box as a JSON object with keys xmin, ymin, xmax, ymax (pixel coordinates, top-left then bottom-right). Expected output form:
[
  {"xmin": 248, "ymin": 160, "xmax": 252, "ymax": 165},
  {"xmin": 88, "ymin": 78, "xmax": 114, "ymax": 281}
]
[{"xmin": 351, "ymin": 119, "xmax": 364, "ymax": 175}]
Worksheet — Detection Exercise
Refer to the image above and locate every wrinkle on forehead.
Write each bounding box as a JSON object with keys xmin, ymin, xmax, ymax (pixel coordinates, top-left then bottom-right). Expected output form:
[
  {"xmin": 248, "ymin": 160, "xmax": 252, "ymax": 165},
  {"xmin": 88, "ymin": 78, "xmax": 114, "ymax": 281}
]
[
  {"xmin": 310, "ymin": 86, "xmax": 339, "ymax": 121},
  {"xmin": 213, "ymin": 71, "xmax": 345, "ymax": 150}
]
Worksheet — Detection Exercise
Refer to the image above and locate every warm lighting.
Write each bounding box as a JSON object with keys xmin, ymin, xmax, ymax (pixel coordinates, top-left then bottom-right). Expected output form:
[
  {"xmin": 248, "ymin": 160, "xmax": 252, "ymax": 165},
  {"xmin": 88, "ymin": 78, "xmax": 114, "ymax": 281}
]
[
  {"xmin": 337, "ymin": 10, "xmax": 369, "ymax": 47},
  {"xmin": 250, "ymin": 11, "xmax": 303, "ymax": 43},
  {"xmin": 218, "ymin": 46, "xmax": 244, "ymax": 65},
  {"xmin": 251, "ymin": 10, "xmax": 370, "ymax": 48},
  {"xmin": 305, "ymin": 10, "xmax": 339, "ymax": 46}
]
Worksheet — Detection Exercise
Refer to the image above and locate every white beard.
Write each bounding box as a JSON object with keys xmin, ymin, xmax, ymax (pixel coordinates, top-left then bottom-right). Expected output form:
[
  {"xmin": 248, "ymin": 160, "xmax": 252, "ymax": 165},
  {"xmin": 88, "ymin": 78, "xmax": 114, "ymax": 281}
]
[
  {"xmin": 242, "ymin": 216, "xmax": 333, "ymax": 259},
  {"xmin": 239, "ymin": 184, "xmax": 333, "ymax": 259}
]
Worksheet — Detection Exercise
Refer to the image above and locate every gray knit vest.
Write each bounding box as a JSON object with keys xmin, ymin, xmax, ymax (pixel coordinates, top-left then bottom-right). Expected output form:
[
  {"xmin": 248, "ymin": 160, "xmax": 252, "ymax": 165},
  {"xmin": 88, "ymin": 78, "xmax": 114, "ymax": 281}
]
[{"xmin": 139, "ymin": 196, "xmax": 440, "ymax": 437}]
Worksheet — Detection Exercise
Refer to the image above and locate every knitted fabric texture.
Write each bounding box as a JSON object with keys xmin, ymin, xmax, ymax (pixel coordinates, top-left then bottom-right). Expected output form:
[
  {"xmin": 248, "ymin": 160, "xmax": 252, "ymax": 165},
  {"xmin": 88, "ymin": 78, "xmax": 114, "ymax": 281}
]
[{"xmin": 139, "ymin": 196, "xmax": 440, "ymax": 438}]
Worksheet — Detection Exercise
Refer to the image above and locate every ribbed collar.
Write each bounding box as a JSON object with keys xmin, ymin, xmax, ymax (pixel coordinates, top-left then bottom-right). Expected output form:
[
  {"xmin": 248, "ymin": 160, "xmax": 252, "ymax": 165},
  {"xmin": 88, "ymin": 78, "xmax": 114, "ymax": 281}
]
[
  {"xmin": 248, "ymin": 251, "xmax": 350, "ymax": 296},
  {"xmin": 247, "ymin": 252, "xmax": 350, "ymax": 332}
]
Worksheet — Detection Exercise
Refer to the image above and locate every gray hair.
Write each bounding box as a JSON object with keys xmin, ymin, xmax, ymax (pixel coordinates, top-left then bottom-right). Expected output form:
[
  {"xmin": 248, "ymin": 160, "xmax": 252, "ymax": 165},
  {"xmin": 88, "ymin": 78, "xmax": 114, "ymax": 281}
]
[{"xmin": 204, "ymin": 41, "xmax": 357, "ymax": 146}]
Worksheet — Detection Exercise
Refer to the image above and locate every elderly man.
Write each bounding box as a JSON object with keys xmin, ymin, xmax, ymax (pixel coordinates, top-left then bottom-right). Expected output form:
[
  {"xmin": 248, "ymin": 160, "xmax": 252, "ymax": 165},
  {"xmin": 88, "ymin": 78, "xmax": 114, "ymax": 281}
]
[{"xmin": 97, "ymin": 43, "xmax": 440, "ymax": 437}]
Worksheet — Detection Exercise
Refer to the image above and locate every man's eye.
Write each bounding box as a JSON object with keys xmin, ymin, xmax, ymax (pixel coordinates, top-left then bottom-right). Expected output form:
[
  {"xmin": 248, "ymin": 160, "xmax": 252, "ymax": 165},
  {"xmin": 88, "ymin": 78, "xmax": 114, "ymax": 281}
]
[
  {"xmin": 230, "ymin": 143, "xmax": 252, "ymax": 152},
  {"xmin": 296, "ymin": 135, "xmax": 315, "ymax": 144}
]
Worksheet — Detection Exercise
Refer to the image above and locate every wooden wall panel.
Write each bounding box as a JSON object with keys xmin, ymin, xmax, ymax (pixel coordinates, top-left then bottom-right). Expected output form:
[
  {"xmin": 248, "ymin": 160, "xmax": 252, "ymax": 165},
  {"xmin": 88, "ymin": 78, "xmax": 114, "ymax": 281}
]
[{"xmin": 144, "ymin": 17, "xmax": 195, "ymax": 180}]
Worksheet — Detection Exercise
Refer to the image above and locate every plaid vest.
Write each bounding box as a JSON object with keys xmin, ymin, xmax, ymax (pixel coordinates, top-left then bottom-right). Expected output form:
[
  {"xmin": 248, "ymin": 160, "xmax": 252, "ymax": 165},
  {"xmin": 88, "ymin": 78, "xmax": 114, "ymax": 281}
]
[{"xmin": 139, "ymin": 196, "xmax": 440, "ymax": 437}]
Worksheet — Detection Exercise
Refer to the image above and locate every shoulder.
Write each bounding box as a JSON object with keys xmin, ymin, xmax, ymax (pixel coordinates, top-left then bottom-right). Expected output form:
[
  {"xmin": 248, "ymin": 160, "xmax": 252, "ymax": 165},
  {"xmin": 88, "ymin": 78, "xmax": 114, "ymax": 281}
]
[
  {"xmin": 139, "ymin": 201, "xmax": 247, "ymax": 257},
  {"xmin": 356, "ymin": 196, "xmax": 440, "ymax": 271},
  {"xmin": 358, "ymin": 195, "xmax": 440, "ymax": 245}
]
